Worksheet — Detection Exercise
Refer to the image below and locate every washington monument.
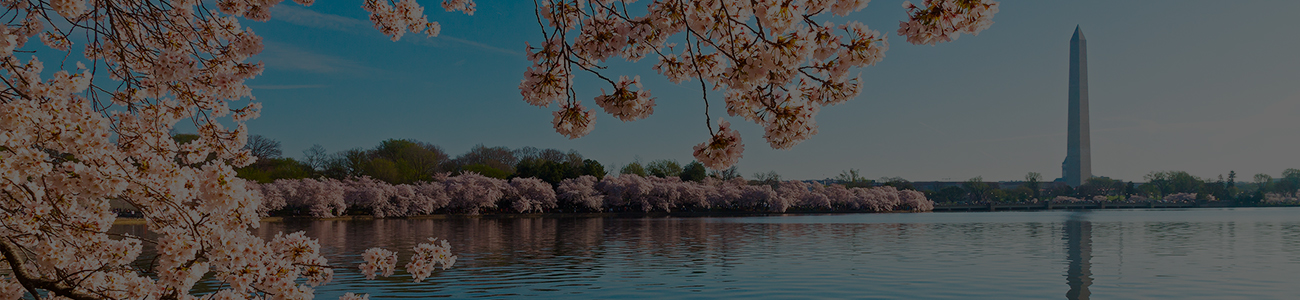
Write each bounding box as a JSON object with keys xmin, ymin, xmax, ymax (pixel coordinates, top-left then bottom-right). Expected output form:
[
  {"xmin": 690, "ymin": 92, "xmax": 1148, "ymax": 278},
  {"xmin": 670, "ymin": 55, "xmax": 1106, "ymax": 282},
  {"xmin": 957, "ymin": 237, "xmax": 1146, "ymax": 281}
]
[{"xmin": 1063, "ymin": 26, "xmax": 1092, "ymax": 187}]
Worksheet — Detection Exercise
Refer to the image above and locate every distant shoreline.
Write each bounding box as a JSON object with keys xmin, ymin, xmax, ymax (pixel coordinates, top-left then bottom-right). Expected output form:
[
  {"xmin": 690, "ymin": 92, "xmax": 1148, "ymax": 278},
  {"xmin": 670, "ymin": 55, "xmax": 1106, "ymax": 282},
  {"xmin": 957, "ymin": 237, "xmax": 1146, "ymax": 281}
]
[
  {"xmin": 111, "ymin": 205, "xmax": 1300, "ymax": 225},
  {"xmin": 110, "ymin": 210, "xmax": 928, "ymax": 225}
]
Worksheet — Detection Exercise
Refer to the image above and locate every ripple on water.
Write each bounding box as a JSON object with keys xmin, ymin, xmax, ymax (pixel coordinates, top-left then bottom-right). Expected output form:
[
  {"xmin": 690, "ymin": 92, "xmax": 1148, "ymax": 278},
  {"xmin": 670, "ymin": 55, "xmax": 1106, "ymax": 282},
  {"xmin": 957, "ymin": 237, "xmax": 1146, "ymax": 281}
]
[{"xmin": 107, "ymin": 208, "xmax": 1300, "ymax": 299}]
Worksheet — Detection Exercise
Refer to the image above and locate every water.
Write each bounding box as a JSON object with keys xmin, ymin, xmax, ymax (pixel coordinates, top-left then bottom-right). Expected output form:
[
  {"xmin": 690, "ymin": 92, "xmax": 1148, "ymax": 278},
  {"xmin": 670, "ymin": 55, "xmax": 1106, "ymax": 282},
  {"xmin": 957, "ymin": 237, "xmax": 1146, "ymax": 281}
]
[{"xmin": 114, "ymin": 207, "xmax": 1300, "ymax": 299}]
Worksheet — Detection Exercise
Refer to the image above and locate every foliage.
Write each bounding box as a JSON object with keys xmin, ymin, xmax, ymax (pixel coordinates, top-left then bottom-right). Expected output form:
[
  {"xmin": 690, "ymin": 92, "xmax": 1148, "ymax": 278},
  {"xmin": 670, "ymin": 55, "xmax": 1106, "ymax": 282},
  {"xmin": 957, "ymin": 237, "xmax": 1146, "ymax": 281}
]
[
  {"xmin": 620, "ymin": 161, "xmax": 648, "ymax": 177},
  {"xmin": 962, "ymin": 176, "xmax": 992, "ymax": 202},
  {"xmin": 447, "ymin": 144, "xmax": 517, "ymax": 175},
  {"xmin": 1076, "ymin": 177, "xmax": 1122, "ymax": 198},
  {"xmin": 679, "ymin": 161, "xmax": 708, "ymax": 182},
  {"xmin": 461, "ymin": 164, "xmax": 511, "ymax": 179},
  {"xmin": 1142, "ymin": 171, "xmax": 1204, "ymax": 197},
  {"xmin": 646, "ymin": 159, "xmax": 682, "ymax": 178},
  {"xmin": 236, "ymin": 157, "xmax": 316, "ymax": 184},
  {"xmin": 513, "ymin": 149, "xmax": 605, "ymax": 185}
]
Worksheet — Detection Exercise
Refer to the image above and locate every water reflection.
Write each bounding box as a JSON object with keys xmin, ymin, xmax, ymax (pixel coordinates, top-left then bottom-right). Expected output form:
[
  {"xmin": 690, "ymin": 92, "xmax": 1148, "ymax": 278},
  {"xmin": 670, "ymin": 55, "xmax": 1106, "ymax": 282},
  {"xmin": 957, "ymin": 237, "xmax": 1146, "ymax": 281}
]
[
  {"xmin": 105, "ymin": 208, "xmax": 1300, "ymax": 299},
  {"xmin": 1064, "ymin": 213, "xmax": 1092, "ymax": 300}
]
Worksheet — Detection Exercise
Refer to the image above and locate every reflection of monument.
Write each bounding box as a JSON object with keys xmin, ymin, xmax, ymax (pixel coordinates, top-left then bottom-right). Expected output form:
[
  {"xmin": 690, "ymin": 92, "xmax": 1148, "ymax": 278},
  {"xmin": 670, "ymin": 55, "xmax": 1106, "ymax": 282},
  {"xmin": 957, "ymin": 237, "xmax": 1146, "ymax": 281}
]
[
  {"xmin": 1062, "ymin": 26, "xmax": 1093, "ymax": 187},
  {"xmin": 1065, "ymin": 214, "xmax": 1092, "ymax": 300}
]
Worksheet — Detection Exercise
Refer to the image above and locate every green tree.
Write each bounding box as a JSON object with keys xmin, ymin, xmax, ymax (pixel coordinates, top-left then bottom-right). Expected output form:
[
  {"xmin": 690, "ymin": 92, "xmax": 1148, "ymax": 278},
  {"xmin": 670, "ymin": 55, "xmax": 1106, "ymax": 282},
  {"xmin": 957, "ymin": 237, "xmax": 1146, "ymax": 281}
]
[
  {"xmin": 962, "ymin": 176, "xmax": 992, "ymax": 202},
  {"xmin": 236, "ymin": 158, "xmax": 315, "ymax": 183},
  {"xmin": 449, "ymin": 144, "xmax": 518, "ymax": 175},
  {"xmin": 1253, "ymin": 173, "xmax": 1273, "ymax": 193},
  {"xmin": 360, "ymin": 139, "xmax": 448, "ymax": 184},
  {"xmin": 581, "ymin": 159, "xmax": 607, "ymax": 178},
  {"xmin": 935, "ymin": 186, "xmax": 966, "ymax": 203},
  {"xmin": 1007, "ymin": 186, "xmax": 1034, "ymax": 202},
  {"xmin": 1144, "ymin": 171, "xmax": 1204, "ymax": 196},
  {"xmin": 1078, "ymin": 177, "xmax": 1121, "ymax": 198},
  {"xmin": 621, "ymin": 162, "xmax": 647, "ymax": 176},
  {"xmin": 646, "ymin": 159, "xmax": 682, "ymax": 178},
  {"xmin": 463, "ymin": 164, "xmax": 511, "ymax": 179},
  {"xmin": 680, "ymin": 161, "xmax": 708, "ymax": 182},
  {"xmin": 1278, "ymin": 168, "xmax": 1300, "ymax": 196}
]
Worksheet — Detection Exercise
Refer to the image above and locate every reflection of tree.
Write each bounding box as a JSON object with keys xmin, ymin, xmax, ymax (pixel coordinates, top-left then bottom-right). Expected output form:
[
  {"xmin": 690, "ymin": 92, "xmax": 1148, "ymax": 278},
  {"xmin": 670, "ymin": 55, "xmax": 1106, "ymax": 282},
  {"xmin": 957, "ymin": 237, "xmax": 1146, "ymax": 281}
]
[{"xmin": 1065, "ymin": 214, "xmax": 1092, "ymax": 300}]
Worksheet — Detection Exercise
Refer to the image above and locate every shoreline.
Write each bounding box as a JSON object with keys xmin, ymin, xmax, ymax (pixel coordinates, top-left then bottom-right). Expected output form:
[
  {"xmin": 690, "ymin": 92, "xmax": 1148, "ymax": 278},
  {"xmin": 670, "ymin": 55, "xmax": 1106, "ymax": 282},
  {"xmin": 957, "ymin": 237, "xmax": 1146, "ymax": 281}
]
[
  {"xmin": 110, "ymin": 210, "xmax": 915, "ymax": 225},
  {"xmin": 110, "ymin": 204, "xmax": 1300, "ymax": 225}
]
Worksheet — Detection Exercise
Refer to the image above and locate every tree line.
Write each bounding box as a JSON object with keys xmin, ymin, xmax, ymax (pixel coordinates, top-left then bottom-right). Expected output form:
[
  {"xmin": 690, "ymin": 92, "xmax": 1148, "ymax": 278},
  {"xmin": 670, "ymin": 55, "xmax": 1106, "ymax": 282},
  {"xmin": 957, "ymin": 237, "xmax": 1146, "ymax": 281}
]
[{"xmin": 920, "ymin": 170, "xmax": 1300, "ymax": 205}]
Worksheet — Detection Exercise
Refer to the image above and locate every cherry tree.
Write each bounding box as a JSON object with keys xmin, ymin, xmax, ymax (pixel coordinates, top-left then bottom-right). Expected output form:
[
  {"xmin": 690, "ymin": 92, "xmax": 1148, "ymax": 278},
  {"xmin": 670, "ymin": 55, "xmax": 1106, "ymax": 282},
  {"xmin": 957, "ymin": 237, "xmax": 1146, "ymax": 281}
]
[
  {"xmin": 0, "ymin": 0, "xmax": 469, "ymax": 299},
  {"xmin": 525, "ymin": 0, "xmax": 999, "ymax": 169},
  {"xmin": 505, "ymin": 177, "xmax": 558, "ymax": 213},
  {"xmin": 557, "ymin": 175, "xmax": 604, "ymax": 211}
]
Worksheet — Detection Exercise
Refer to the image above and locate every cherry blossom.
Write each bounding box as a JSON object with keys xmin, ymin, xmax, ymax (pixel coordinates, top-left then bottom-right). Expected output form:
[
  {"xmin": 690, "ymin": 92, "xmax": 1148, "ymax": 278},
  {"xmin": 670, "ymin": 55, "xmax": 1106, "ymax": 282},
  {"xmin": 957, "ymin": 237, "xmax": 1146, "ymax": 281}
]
[
  {"xmin": 693, "ymin": 119, "xmax": 744, "ymax": 169},
  {"xmin": 898, "ymin": 0, "xmax": 1000, "ymax": 45},
  {"xmin": 526, "ymin": 0, "xmax": 997, "ymax": 169},
  {"xmin": 557, "ymin": 175, "xmax": 604, "ymax": 211},
  {"xmin": 552, "ymin": 102, "xmax": 596, "ymax": 139},
  {"xmin": 0, "ymin": 0, "xmax": 468, "ymax": 298}
]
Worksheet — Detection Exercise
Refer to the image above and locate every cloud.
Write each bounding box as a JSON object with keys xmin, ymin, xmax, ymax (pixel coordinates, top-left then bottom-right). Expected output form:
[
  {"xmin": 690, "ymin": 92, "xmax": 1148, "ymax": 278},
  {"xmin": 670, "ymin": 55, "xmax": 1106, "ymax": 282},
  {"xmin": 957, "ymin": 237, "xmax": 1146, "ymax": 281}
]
[
  {"xmin": 256, "ymin": 41, "xmax": 376, "ymax": 74},
  {"xmin": 432, "ymin": 35, "xmax": 524, "ymax": 57},
  {"xmin": 249, "ymin": 84, "xmax": 329, "ymax": 90},
  {"xmin": 271, "ymin": 5, "xmax": 370, "ymax": 33},
  {"xmin": 269, "ymin": 5, "xmax": 521, "ymax": 57}
]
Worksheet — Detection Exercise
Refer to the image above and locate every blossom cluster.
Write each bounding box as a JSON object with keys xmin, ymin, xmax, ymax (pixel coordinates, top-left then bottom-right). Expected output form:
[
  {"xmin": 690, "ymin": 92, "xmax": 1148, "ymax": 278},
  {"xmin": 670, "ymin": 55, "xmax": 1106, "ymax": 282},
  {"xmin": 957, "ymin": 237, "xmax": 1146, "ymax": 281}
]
[
  {"xmin": 0, "ymin": 0, "xmax": 463, "ymax": 299},
  {"xmin": 523, "ymin": 0, "xmax": 998, "ymax": 169},
  {"xmin": 898, "ymin": 0, "xmax": 1000, "ymax": 45},
  {"xmin": 1262, "ymin": 193, "xmax": 1300, "ymax": 204},
  {"xmin": 692, "ymin": 119, "xmax": 744, "ymax": 170},
  {"xmin": 253, "ymin": 173, "xmax": 935, "ymax": 216},
  {"xmin": 251, "ymin": 172, "xmax": 559, "ymax": 218},
  {"xmin": 356, "ymin": 239, "xmax": 456, "ymax": 299},
  {"xmin": 578, "ymin": 174, "xmax": 934, "ymax": 213},
  {"xmin": 363, "ymin": 0, "xmax": 477, "ymax": 41}
]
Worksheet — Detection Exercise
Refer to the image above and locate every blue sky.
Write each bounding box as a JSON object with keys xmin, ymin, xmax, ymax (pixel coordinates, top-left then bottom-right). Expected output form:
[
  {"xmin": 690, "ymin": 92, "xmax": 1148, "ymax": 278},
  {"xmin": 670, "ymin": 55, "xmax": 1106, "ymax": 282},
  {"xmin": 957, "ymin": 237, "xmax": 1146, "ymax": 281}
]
[{"xmin": 239, "ymin": 0, "xmax": 1300, "ymax": 182}]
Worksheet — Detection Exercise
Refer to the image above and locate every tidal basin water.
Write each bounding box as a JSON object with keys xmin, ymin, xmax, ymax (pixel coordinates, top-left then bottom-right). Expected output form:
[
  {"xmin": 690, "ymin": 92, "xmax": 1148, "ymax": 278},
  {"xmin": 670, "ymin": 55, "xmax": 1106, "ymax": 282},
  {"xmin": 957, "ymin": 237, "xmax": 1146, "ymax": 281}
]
[{"xmin": 117, "ymin": 207, "xmax": 1300, "ymax": 299}]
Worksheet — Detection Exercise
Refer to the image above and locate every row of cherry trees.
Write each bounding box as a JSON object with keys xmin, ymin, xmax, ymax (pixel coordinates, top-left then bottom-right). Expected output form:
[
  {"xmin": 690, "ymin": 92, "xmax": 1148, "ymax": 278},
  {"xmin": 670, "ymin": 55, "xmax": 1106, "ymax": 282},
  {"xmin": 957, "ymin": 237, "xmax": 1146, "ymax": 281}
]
[{"xmin": 250, "ymin": 173, "xmax": 935, "ymax": 218}]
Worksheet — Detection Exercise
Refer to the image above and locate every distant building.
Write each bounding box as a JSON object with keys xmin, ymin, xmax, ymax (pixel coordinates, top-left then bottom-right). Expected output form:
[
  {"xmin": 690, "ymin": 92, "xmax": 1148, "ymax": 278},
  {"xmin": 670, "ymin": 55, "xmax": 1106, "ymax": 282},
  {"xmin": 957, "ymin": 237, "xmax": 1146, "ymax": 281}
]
[{"xmin": 1062, "ymin": 26, "xmax": 1093, "ymax": 187}]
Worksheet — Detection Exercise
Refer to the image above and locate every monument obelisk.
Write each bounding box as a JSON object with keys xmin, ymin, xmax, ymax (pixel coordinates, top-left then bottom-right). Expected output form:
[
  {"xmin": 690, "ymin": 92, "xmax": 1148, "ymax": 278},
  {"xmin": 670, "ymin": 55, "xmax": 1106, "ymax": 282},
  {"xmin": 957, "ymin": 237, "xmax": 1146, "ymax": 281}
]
[{"xmin": 1063, "ymin": 26, "xmax": 1092, "ymax": 187}]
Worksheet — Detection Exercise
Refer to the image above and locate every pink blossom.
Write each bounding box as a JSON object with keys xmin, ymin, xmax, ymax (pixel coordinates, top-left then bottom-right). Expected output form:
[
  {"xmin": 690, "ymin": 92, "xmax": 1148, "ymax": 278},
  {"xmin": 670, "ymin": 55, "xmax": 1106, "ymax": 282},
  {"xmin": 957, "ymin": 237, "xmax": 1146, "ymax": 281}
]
[
  {"xmin": 558, "ymin": 175, "xmax": 604, "ymax": 211},
  {"xmin": 693, "ymin": 119, "xmax": 744, "ymax": 170},
  {"xmin": 552, "ymin": 102, "xmax": 596, "ymax": 139},
  {"xmin": 593, "ymin": 75, "xmax": 656, "ymax": 122},
  {"xmin": 507, "ymin": 177, "xmax": 558, "ymax": 213}
]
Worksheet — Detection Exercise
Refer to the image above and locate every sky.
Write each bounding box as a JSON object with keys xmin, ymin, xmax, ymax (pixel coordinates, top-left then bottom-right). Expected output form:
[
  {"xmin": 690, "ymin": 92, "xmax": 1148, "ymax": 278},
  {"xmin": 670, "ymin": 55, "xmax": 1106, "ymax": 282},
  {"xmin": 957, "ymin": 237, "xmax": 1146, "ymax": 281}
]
[{"xmin": 236, "ymin": 0, "xmax": 1300, "ymax": 182}]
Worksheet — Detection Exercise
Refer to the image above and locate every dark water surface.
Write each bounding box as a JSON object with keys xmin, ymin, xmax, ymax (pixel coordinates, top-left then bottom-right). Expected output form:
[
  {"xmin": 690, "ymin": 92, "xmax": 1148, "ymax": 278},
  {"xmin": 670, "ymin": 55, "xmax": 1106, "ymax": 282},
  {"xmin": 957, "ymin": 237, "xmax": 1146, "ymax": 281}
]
[{"xmin": 116, "ymin": 207, "xmax": 1300, "ymax": 299}]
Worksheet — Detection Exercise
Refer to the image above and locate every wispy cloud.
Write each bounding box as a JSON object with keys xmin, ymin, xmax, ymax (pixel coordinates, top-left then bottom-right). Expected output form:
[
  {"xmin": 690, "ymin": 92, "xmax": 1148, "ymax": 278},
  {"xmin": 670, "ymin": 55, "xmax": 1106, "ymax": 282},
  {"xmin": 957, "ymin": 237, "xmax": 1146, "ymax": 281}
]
[
  {"xmin": 269, "ymin": 5, "xmax": 521, "ymax": 57},
  {"xmin": 433, "ymin": 35, "xmax": 523, "ymax": 57},
  {"xmin": 249, "ymin": 84, "xmax": 329, "ymax": 90},
  {"xmin": 257, "ymin": 41, "xmax": 376, "ymax": 74},
  {"xmin": 271, "ymin": 5, "xmax": 370, "ymax": 33}
]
